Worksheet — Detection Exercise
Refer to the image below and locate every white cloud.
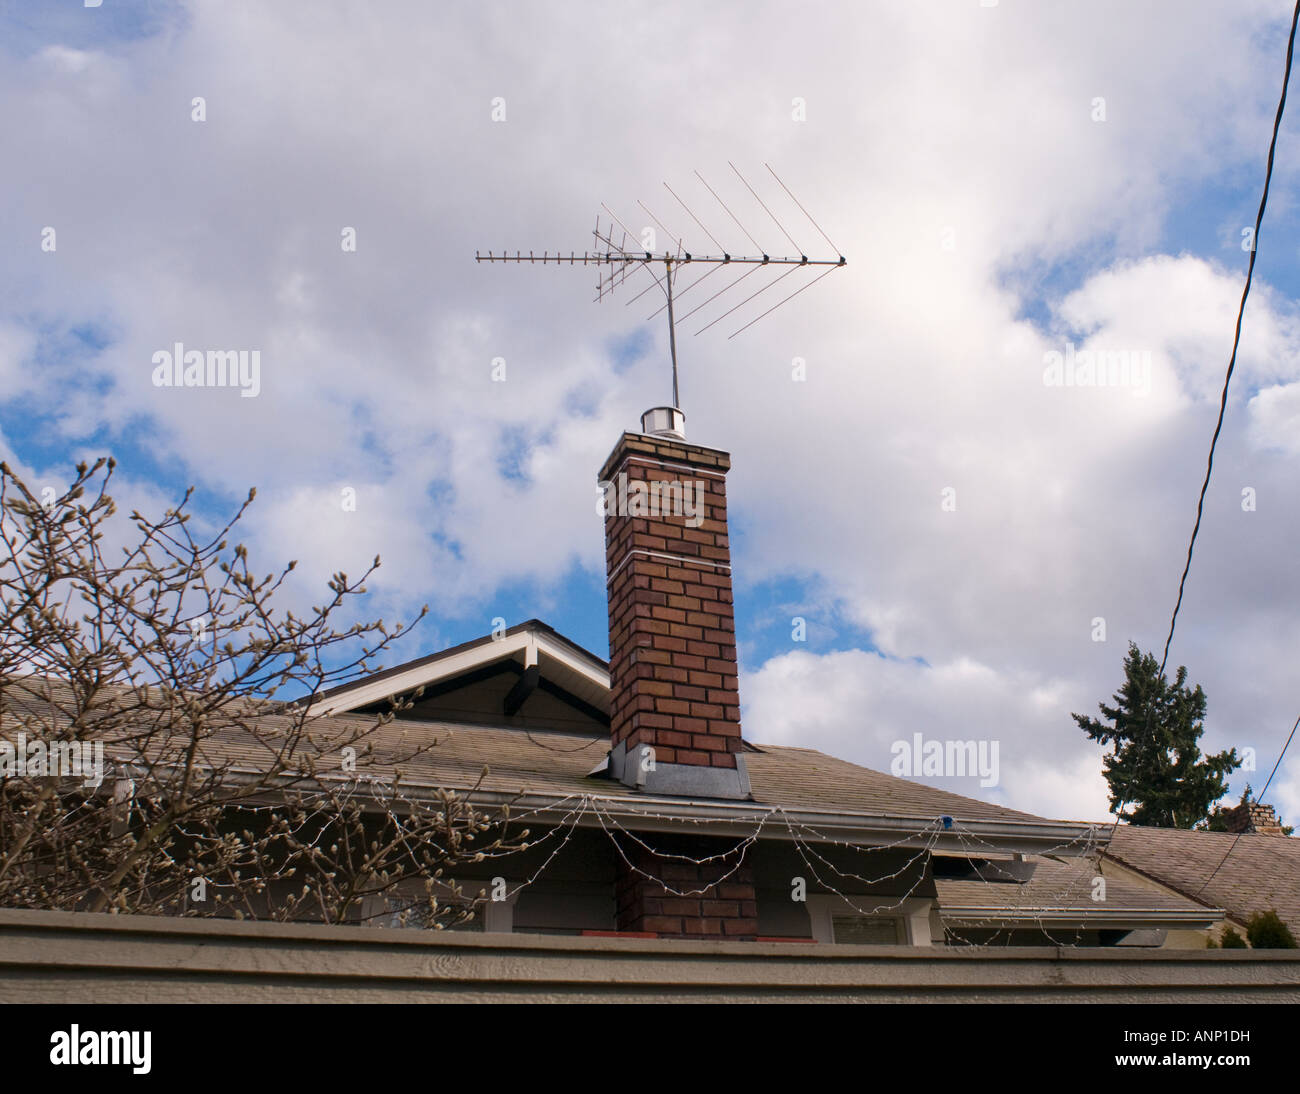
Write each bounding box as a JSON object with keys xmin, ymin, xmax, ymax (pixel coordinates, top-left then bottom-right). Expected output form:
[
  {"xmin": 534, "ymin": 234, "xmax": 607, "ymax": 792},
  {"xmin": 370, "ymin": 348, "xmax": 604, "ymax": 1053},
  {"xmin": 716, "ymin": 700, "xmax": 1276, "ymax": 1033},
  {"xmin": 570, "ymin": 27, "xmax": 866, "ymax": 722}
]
[
  {"xmin": 744, "ymin": 647, "xmax": 1112, "ymax": 819},
  {"xmin": 1248, "ymin": 381, "xmax": 1300, "ymax": 455},
  {"xmin": 4, "ymin": 0, "xmax": 1299, "ymax": 821}
]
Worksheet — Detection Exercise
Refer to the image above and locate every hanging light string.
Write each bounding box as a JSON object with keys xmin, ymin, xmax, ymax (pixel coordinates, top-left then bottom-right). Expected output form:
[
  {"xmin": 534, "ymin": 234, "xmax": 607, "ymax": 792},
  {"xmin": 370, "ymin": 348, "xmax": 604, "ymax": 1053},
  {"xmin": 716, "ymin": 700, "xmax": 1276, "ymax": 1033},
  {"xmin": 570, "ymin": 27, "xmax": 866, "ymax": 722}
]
[
  {"xmin": 499, "ymin": 795, "xmax": 592, "ymax": 902},
  {"xmin": 118, "ymin": 763, "xmax": 1136, "ymax": 941},
  {"xmin": 780, "ymin": 811, "xmax": 943, "ymax": 891},
  {"xmin": 778, "ymin": 818, "xmax": 942, "ymax": 921},
  {"xmin": 588, "ymin": 797, "xmax": 767, "ymax": 897},
  {"xmin": 950, "ymin": 831, "xmax": 1095, "ymax": 948}
]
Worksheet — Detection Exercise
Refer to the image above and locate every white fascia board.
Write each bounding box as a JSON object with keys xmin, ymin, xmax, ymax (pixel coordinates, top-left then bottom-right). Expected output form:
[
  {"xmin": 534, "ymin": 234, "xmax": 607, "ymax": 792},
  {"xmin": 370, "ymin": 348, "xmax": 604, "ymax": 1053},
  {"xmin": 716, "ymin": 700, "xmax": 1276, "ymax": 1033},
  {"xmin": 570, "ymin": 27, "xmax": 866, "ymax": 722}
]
[
  {"xmin": 303, "ymin": 633, "xmax": 534, "ymax": 717},
  {"xmin": 534, "ymin": 632, "xmax": 609, "ymax": 691},
  {"xmin": 940, "ymin": 908, "xmax": 1223, "ymax": 929}
]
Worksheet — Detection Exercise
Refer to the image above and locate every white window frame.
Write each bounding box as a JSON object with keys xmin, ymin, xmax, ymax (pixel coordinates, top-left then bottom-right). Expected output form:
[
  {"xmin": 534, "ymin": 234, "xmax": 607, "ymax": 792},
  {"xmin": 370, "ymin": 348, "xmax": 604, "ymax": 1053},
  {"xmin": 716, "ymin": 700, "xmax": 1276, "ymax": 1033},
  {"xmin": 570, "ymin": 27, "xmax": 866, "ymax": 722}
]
[{"xmin": 806, "ymin": 895, "xmax": 935, "ymax": 946}]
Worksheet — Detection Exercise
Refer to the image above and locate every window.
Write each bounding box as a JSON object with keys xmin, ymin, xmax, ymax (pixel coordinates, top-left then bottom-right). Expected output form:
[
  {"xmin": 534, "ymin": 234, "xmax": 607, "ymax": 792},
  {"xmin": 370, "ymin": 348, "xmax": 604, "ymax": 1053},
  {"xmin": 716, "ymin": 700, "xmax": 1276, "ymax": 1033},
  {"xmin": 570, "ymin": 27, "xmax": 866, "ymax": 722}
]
[
  {"xmin": 806, "ymin": 895, "xmax": 935, "ymax": 945},
  {"xmin": 360, "ymin": 879, "xmax": 516, "ymax": 933},
  {"xmin": 831, "ymin": 914, "xmax": 904, "ymax": 945},
  {"xmin": 378, "ymin": 896, "xmax": 484, "ymax": 932}
]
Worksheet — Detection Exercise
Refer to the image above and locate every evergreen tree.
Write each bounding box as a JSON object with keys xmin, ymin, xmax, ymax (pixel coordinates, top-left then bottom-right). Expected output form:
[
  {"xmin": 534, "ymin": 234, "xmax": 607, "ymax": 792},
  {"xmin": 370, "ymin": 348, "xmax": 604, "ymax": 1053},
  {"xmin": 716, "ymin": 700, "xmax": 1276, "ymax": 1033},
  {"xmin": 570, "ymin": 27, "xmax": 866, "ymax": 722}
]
[
  {"xmin": 1073, "ymin": 642, "xmax": 1240, "ymax": 828},
  {"xmin": 1204, "ymin": 788, "xmax": 1246, "ymax": 831}
]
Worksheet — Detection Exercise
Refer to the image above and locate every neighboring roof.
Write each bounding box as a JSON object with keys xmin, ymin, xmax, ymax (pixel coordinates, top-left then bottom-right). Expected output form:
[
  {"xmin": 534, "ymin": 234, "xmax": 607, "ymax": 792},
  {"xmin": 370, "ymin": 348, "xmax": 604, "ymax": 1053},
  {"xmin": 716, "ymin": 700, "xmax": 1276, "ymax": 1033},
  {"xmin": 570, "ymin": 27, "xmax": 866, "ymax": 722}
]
[
  {"xmin": 305, "ymin": 620, "xmax": 609, "ymax": 718},
  {"xmin": 935, "ymin": 854, "xmax": 1221, "ymax": 931},
  {"xmin": 1104, "ymin": 825, "xmax": 1300, "ymax": 934}
]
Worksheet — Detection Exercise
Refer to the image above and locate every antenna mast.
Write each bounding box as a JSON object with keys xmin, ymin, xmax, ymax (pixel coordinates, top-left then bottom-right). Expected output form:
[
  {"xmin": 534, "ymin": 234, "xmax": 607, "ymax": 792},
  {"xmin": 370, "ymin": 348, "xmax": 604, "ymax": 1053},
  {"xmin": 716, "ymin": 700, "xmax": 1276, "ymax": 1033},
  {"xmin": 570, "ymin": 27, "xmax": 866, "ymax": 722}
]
[{"xmin": 476, "ymin": 163, "xmax": 845, "ymax": 418}]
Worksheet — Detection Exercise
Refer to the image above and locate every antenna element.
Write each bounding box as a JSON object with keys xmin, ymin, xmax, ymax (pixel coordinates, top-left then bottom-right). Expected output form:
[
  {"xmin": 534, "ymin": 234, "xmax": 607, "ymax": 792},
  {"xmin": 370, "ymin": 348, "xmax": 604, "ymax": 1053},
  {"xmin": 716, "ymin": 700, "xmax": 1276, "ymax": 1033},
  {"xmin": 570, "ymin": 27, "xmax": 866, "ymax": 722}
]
[{"xmin": 475, "ymin": 165, "xmax": 846, "ymax": 417}]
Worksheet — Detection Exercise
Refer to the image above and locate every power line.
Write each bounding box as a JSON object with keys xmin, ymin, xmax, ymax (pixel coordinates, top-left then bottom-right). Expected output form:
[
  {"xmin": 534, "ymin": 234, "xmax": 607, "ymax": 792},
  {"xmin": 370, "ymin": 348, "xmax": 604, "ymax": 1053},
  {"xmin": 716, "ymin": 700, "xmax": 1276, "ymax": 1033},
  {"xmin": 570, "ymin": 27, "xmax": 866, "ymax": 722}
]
[
  {"xmin": 1194, "ymin": 707, "xmax": 1300, "ymax": 898},
  {"xmin": 1177, "ymin": 2, "xmax": 1300, "ymax": 894},
  {"xmin": 1159, "ymin": 0, "xmax": 1300, "ymax": 678},
  {"xmin": 1105, "ymin": 1, "xmax": 1300, "ymax": 858}
]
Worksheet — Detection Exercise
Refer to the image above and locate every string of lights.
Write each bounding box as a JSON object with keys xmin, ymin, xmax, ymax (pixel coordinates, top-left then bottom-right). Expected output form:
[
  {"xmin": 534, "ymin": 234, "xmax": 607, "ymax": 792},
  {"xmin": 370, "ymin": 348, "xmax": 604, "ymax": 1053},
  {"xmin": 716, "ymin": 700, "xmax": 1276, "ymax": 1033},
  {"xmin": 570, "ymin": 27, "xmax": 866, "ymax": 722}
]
[
  {"xmin": 950, "ymin": 832, "xmax": 1093, "ymax": 948},
  {"xmin": 95, "ymin": 750, "xmax": 1144, "ymax": 944},
  {"xmin": 778, "ymin": 819, "xmax": 941, "ymax": 922},
  {"xmin": 778, "ymin": 811, "xmax": 942, "ymax": 891},
  {"xmin": 588, "ymin": 797, "xmax": 763, "ymax": 897}
]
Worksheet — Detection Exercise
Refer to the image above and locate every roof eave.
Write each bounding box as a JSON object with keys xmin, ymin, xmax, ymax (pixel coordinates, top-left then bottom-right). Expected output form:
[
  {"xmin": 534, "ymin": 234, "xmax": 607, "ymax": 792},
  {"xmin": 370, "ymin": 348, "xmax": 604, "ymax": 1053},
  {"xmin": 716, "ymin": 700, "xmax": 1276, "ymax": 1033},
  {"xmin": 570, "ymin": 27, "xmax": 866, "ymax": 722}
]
[
  {"xmin": 940, "ymin": 908, "xmax": 1223, "ymax": 930},
  {"xmin": 440, "ymin": 784, "xmax": 1105, "ymax": 854}
]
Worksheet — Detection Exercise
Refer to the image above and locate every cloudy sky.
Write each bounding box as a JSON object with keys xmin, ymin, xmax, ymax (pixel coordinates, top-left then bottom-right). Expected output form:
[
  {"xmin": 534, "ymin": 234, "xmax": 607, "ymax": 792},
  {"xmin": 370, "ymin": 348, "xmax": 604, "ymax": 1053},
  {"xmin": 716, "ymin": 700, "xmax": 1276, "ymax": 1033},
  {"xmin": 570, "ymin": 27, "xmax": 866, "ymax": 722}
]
[{"xmin": 4, "ymin": 0, "xmax": 1299, "ymax": 825}]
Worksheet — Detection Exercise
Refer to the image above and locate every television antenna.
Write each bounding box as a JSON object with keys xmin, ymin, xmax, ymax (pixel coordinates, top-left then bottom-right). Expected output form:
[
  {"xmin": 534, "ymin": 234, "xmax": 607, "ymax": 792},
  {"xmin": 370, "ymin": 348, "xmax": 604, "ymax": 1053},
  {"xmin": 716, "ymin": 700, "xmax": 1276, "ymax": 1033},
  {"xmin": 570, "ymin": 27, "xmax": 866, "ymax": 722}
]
[{"xmin": 475, "ymin": 163, "xmax": 845, "ymax": 413}]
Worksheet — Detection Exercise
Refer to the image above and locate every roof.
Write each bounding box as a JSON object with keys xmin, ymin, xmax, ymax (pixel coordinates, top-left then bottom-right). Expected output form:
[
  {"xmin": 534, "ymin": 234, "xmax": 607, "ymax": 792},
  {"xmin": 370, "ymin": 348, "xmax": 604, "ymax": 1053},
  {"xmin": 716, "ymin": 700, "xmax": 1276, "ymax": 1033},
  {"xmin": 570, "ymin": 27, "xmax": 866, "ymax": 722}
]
[
  {"xmin": 935, "ymin": 853, "xmax": 1220, "ymax": 931},
  {"xmin": 1104, "ymin": 825, "xmax": 1300, "ymax": 934},
  {"xmin": 2, "ymin": 675, "xmax": 1099, "ymax": 855}
]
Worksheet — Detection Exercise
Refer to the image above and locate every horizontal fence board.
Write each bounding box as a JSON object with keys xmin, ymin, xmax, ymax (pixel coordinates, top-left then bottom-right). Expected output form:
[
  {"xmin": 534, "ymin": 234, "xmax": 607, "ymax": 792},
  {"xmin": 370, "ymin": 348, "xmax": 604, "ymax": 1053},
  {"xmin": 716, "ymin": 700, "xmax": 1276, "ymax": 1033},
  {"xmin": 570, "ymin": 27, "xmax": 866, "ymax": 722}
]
[{"xmin": 2, "ymin": 909, "xmax": 1298, "ymax": 1003}]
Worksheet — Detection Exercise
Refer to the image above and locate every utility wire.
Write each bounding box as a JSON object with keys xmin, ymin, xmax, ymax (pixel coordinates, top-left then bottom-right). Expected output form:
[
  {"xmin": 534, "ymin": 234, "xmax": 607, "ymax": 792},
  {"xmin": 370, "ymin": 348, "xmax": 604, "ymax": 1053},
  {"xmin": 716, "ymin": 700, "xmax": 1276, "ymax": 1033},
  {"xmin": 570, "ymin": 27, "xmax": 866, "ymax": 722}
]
[
  {"xmin": 1106, "ymin": 1, "xmax": 1300, "ymax": 858},
  {"xmin": 1159, "ymin": 0, "xmax": 1300, "ymax": 678},
  {"xmin": 1193, "ymin": 708, "xmax": 1300, "ymax": 898},
  {"xmin": 1182, "ymin": 3, "xmax": 1300, "ymax": 894}
]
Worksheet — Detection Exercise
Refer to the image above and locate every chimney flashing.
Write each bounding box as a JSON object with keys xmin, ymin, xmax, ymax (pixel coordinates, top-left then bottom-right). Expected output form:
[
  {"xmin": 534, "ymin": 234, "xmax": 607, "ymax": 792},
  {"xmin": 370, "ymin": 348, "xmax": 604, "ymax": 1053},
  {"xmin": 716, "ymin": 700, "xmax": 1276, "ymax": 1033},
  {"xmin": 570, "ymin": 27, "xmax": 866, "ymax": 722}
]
[{"xmin": 608, "ymin": 739, "xmax": 753, "ymax": 799}]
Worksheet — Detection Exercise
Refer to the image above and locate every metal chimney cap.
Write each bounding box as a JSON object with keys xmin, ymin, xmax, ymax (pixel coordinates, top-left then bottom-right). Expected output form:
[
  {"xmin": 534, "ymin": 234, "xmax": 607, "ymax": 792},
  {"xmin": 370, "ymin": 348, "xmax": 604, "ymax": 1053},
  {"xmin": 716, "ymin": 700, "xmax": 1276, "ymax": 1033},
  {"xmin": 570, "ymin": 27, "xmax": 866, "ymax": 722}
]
[{"xmin": 641, "ymin": 406, "xmax": 686, "ymax": 440}]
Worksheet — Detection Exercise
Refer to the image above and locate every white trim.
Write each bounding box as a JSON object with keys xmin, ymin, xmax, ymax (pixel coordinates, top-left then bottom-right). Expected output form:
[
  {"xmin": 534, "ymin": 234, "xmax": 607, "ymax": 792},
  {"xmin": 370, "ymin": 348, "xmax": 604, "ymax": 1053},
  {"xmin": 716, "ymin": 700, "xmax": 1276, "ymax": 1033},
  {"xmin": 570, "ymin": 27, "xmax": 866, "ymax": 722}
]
[
  {"xmin": 305, "ymin": 626, "xmax": 608, "ymax": 717},
  {"xmin": 606, "ymin": 548, "xmax": 732, "ymax": 586},
  {"xmin": 806, "ymin": 895, "xmax": 935, "ymax": 946},
  {"xmin": 939, "ymin": 908, "xmax": 1220, "ymax": 930},
  {"xmin": 607, "ymin": 454, "xmax": 727, "ymax": 481}
]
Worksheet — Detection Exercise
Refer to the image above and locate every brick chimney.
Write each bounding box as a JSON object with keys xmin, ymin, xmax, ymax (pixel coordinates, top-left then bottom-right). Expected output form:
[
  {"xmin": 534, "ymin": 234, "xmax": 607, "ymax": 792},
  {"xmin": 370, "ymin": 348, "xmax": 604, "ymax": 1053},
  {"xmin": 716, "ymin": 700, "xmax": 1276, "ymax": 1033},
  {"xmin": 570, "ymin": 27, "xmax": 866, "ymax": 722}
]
[
  {"xmin": 599, "ymin": 408, "xmax": 758, "ymax": 940},
  {"xmin": 1226, "ymin": 799, "xmax": 1286, "ymax": 836},
  {"xmin": 599, "ymin": 407, "xmax": 751, "ymax": 800}
]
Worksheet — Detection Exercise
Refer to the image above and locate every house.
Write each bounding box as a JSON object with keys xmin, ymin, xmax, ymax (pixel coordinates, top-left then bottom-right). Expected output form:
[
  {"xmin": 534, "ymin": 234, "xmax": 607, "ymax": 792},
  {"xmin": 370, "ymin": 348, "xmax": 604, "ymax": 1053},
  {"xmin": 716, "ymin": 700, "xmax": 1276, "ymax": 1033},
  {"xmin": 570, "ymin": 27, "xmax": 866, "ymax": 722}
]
[
  {"xmin": 285, "ymin": 409, "xmax": 1224, "ymax": 945},
  {"xmin": 5, "ymin": 409, "xmax": 1255, "ymax": 947}
]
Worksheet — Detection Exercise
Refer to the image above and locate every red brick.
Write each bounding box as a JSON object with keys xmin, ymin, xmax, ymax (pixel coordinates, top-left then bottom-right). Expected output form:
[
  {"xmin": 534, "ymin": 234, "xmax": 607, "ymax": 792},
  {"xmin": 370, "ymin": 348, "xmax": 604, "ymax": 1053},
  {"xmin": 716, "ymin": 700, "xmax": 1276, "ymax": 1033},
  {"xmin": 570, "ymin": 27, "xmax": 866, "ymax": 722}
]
[
  {"xmin": 641, "ymin": 916, "xmax": 685, "ymax": 934},
  {"xmin": 689, "ymin": 703, "xmax": 725, "ymax": 719},
  {"xmin": 721, "ymin": 918, "xmax": 759, "ymax": 937},
  {"xmin": 682, "ymin": 918, "xmax": 724, "ymax": 935}
]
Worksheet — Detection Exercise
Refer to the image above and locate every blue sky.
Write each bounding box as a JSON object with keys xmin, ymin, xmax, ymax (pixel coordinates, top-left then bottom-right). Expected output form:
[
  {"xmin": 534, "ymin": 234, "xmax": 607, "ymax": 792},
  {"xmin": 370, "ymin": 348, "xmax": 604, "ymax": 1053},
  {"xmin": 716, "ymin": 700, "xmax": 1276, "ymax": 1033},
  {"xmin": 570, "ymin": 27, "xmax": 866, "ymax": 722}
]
[{"xmin": 4, "ymin": 0, "xmax": 1300, "ymax": 824}]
